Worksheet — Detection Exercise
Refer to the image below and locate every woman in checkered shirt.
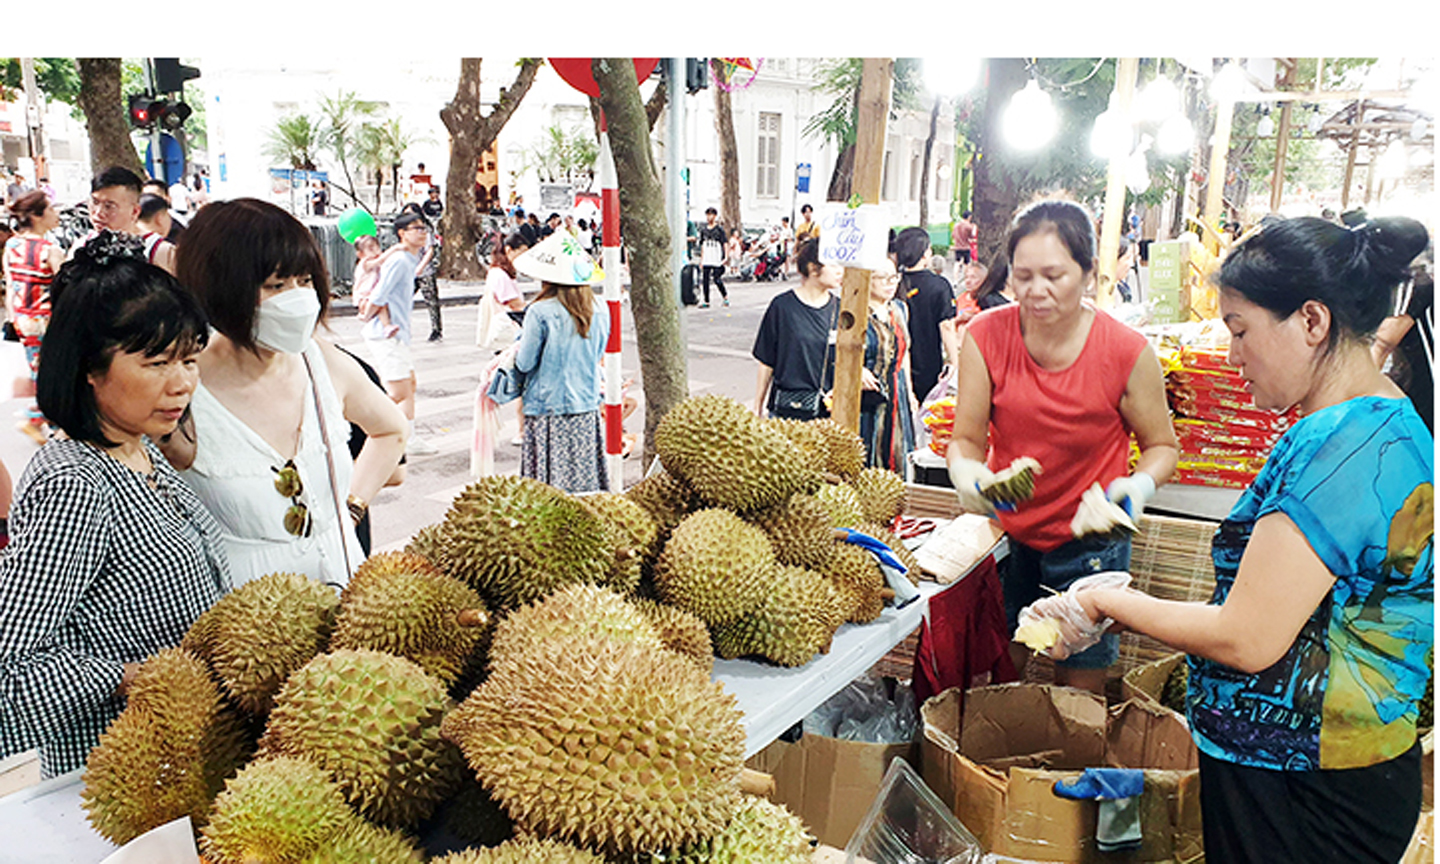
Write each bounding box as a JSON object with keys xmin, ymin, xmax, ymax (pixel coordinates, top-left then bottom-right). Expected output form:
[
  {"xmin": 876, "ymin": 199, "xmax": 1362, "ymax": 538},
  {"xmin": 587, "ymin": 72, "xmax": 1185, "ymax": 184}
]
[{"xmin": 0, "ymin": 233, "xmax": 230, "ymax": 778}]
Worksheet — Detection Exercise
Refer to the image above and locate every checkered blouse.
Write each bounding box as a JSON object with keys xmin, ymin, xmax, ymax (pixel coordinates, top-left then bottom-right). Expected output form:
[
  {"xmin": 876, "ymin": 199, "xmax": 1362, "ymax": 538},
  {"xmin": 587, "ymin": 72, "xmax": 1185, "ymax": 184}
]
[{"xmin": 0, "ymin": 438, "xmax": 231, "ymax": 778}]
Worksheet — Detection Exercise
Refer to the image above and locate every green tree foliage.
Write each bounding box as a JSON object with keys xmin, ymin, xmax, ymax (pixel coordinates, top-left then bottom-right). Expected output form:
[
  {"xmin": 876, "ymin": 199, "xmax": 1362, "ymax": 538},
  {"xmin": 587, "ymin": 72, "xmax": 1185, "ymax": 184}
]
[
  {"xmin": 524, "ymin": 123, "xmax": 598, "ymax": 189},
  {"xmin": 264, "ymin": 114, "xmax": 323, "ymax": 171},
  {"xmin": 804, "ymin": 58, "xmax": 924, "ymax": 200},
  {"xmin": 357, "ymin": 117, "xmax": 434, "ymax": 208},
  {"xmin": 0, "ymin": 58, "xmax": 82, "ymax": 107},
  {"xmin": 316, "ymin": 90, "xmax": 382, "ymax": 210}
]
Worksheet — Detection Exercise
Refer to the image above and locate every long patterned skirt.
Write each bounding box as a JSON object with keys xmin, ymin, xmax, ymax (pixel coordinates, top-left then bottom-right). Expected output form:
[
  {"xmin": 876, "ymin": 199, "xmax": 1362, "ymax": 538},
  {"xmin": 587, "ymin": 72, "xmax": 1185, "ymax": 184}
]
[{"xmin": 520, "ymin": 410, "xmax": 609, "ymax": 493}]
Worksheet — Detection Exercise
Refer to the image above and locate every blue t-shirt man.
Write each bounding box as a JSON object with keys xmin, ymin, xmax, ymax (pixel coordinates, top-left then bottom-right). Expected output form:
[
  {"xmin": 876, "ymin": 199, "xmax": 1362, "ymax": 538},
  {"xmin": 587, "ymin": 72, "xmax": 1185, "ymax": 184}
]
[{"xmin": 362, "ymin": 247, "xmax": 419, "ymax": 345}]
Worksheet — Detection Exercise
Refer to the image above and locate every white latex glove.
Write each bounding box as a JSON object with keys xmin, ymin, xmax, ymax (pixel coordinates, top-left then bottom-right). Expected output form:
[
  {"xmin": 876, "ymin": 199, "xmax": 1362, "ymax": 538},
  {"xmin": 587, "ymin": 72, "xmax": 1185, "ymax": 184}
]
[
  {"xmin": 1106, "ymin": 472, "xmax": 1157, "ymax": 519},
  {"xmin": 947, "ymin": 457, "xmax": 996, "ymax": 516},
  {"xmin": 1015, "ymin": 571, "xmax": 1132, "ymax": 661}
]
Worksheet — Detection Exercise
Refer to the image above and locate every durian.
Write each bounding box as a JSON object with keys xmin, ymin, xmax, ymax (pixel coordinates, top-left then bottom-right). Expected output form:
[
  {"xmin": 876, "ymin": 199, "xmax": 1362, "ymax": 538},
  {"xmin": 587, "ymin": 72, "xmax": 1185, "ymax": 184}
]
[
  {"xmin": 82, "ymin": 649, "xmax": 251, "ymax": 845},
  {"xmin": 435, "ymin": 776, "xmax": 515, "ymax": 849},
  {"xmin": 330, "ymin": 552, "xmax": 490, "ymax": 686},
  {"xmin": 405, "ymin": 523, "xmax": 453, "ymax": 575},
  {"xmin": 441, "ymin": 634, "xmax": 746, "ymax": 855},
  {"xmin": 854, "ymin": 521, "xmax": 921, "ymax": 586},
  {"xmin": 201, "ymin": 756, "xmax": 358, "ymax": 864},
  {"xmin": 814, "ymin": 483, "xmax": 864, "ymax": 529},
  {"xmin": 810, "ymin": 418, "xmax": 866, "ymax": 480},
  {"xmin": 713, "ymin": 565, "xmax": 847, "ymax": 666},
  {"xmin": 624, "ymin": 469, "xmax": 698, "ymax": 539},
  {"xmin": 655, "ymin": 395, "xmax": 819, "ymax": 512},
  {"xmin": 1069, "ymin": 482, "xmax": 1138, "ymax": 539},
  {"xmin": 257, "ymin": 649, "xmax": 463, "ymax": 827},
  {"xmin": 182, "ymin": 571, "xmax": 339, "ymax": 716},
  {"xmin": 633, "ymin": 598, "xmax": 714, "ymax": 672},
  {"xmin": 578, "ymin": 492, "xmax": 660, "ymax": 594},
  {"xmin": 487, "ymin": 584, "xmax": 664, "ymax": 675},
  {"xmin": 982, "ymin": 457, "xmax": 1042, "ymax": 508},
  {"xmin": 765, "ymin": 417, "xmax": 828, "ymax": 466},
  {"xmin": 652, "ymin": 508, "xmax": 777, "ymax": 628},
  {"xmin": 824, "ymin": 543, "xmax": 888, "ymax": 623},
  {"xmin": 854, "ymin": 466, "xmax": 906, "ymax": 524},
  {"xmin": 746, "ymin": 493, "xmax": 836, "ymax": 571},
  {"xmin": 301, "ymin": 820, "xmax": 425, "ymax": 863},
  {"xmin": 661, "ymin": 796, "xmax": 815, "ymax": 863},
  {"xmin": 1014, "ymin": 618, "xmax": 1063, "ymax": 653},
  {"xmin": 431, "ymin": 476, "xmax": 617, "ymax": 609},
  {"xmin": 431, "ymin": 837, "xmax": 608, "ymax": 863}
]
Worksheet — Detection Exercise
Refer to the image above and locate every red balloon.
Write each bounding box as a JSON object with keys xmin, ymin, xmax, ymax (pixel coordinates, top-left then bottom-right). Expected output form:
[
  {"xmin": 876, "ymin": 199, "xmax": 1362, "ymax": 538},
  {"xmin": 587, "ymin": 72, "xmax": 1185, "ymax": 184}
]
[{"xmin": 549, "ymin": 58, "xmax": 661, "ymax": 98}]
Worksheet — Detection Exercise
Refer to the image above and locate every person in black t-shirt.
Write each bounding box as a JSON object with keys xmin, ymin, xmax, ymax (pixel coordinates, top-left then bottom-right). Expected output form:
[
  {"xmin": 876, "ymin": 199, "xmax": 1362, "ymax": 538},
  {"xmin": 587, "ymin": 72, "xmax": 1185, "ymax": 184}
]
[
  {"xmin": 697, "ymin": 207, "xmax": 729, "ymax": 308},
  {"xmin": 752, "ymin": 238, "xmax": 842, "ymax": 419},
  {"xmin": 893, "ymin": 227, "xmax": 957, "ymax": 400}
]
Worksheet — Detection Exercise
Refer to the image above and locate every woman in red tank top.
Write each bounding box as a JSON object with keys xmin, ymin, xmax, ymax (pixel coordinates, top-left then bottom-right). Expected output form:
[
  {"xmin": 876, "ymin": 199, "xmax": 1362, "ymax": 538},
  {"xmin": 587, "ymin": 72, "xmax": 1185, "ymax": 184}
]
[
  {"xmin": 945, "ymin": 199, "xmax": 1178, "ymax": 695},
  {"xmin": 4, "ymin": 191, "xmax": 63, "ymax": 444}
]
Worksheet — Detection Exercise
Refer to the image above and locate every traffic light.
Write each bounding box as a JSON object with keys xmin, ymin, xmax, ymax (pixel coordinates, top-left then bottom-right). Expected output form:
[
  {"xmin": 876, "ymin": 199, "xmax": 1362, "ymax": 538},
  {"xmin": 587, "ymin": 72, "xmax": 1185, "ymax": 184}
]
[
  {"xmin": 685, "ymin": 58, "xmax": 709, "ymax": 94},
  {"xmin": 158, "ymin": 100, "xmax": 192, "ymax": 132},
  {"xmin": 127, "ymin": 93, "xmax": 158, "ymax": 129},
  {"xmin": 153, "ymin": 59, "xmax": 200, "ymax": 94}
]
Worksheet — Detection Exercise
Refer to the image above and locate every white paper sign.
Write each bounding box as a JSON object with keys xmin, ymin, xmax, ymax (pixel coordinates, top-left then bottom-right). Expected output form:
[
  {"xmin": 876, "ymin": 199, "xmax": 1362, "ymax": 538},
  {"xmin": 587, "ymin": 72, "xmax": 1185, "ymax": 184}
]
[
  {"xmin": 99, "ymin": 816, "xmax": 198, "ymax": 864},
  {"xmin": 817, "ymin": 204, "xmax": 891, "ymax": 270}
]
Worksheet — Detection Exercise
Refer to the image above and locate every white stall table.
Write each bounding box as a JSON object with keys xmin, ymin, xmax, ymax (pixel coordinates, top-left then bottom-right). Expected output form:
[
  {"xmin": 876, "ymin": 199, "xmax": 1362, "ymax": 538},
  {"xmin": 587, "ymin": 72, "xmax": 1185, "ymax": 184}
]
[{"xmin": 0, "ymin": 769, "xmax": 116, "ymax": 863}]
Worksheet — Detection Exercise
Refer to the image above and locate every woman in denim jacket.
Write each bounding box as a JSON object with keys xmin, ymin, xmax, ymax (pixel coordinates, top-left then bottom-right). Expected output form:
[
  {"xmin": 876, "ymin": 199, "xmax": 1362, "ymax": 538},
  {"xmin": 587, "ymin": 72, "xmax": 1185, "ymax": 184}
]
[{"xmin": 512, "ymin": 233, "xmax": 610, "ymax": 492}]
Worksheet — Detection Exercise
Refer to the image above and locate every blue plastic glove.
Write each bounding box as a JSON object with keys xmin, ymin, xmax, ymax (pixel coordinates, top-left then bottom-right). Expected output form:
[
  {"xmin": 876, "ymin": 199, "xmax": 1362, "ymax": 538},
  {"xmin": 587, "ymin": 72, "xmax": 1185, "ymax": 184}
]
[
  {"xmin": 1105, "ymin": 472, "xmax": 1156, "ymax": 519},
  {"xmin": 839, "ymin": 529, "xmax": 922, "ymax": 607},
  {"xmin": 1052, "ymin": 768, "xmax": 1145, "ymax": 800}
]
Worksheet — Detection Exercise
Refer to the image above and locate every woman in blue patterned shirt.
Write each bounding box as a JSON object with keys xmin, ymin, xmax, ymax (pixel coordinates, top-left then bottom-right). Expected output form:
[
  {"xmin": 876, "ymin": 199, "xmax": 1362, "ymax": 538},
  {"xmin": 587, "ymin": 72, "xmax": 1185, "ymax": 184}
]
[
  {"xmin": 0, "ymin": 233, "xmax": 230, "ymax": 778},
  {"xmin": 1029, "ymin": 215, "xmax": 1432, "ymax": 863}
]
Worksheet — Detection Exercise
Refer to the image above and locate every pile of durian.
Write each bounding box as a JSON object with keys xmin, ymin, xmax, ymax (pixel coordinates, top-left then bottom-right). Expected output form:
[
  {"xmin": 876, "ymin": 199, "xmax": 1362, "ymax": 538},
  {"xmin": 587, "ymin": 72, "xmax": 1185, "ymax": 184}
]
[{"xmin": 81, "ymin": 394, "xmax": 916, "ymax": 862}]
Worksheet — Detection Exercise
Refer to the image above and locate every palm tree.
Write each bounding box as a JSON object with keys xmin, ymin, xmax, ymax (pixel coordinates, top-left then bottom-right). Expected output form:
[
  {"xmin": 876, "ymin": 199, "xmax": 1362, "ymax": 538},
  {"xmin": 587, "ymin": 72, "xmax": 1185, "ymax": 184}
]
[
  {"xmin": 263, "ymin": 113, "xmax": 321, "ymax": 171},
  {"xmin": 316, "ymin": 90, "xmax": 381, "ymax": 209}
]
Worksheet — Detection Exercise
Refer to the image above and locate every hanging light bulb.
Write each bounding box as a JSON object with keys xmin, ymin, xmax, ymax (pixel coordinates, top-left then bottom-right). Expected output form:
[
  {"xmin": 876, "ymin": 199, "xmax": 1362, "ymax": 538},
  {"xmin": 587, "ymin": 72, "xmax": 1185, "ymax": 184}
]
[
  {"xmin": 1308, "ymin": 108, "xmax": 1326, "ymax": 134},
  {"xmin": 1412, "ymin": 117, "xmax": 1429, "ymax": 142},
  {"xmin": 1157, "ymin": 113, "xmax": 1195, "ymax": 154},
  {"xmin": 1090, "ymin": 94, "xmax": 1133, "ymax": 159},
  {"xmin": 1210, "ymin": 62, "xmax": 1249, "ymax": 102},
  {"xmin": 1138, "ymin": 76, "xmax": 1180, "ymax": 123},
  {"xmin": 1126, "ymin": 144, "xmax": 1151, "ymax": 195},
  {"xmin": 1255, "ymin": 107, "xmax": 1275, "ymax": 138},
  {"xmin": 1004, "ymin": 79, "xmax": 1057, "ymax": 151}
]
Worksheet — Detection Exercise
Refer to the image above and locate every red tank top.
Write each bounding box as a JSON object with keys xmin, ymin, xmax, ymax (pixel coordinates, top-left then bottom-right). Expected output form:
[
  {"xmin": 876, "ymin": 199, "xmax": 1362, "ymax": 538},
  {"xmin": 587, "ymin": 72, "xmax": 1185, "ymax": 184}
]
[
  {"xmin": 967, "ymin": 303, "xmax": 1147, "ymax": 551},
  {"xmin": 4, "ymin": 235, "xmax": 57, "ymax": 317}
]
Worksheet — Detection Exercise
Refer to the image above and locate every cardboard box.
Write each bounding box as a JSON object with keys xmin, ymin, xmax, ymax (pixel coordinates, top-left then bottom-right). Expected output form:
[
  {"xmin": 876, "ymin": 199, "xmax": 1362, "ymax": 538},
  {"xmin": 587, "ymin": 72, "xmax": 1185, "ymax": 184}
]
[
  {"xmin": 746, "ymin": 732, "xmax": 916, "ymax": 849},
  {"xmin": 921, "ymin": 684, "xmax": 1203, "ymax": 863}
]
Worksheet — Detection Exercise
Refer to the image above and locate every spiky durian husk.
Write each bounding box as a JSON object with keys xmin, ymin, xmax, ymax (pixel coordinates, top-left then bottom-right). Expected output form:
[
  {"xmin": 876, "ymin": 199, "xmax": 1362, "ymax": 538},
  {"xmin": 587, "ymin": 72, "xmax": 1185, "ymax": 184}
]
[
  {"xmin": 764, "ymin": 417, "xmax": 828, "ymax": 466},
  {"xmin": 430, "ymin": 476, "xmax": 615, "ymax": 610},
  {"xmin": 405, "ymin": 523, "xmax": 454, "ymax": 576},
  {"xmin": 257, "ymin": 649, "xmax": 463, "ymax": 827},
  {"xmin": 745, "ymin": 492, "xmax": 837, "ymax": 571},
  {"xmin": 577, "ymin": 492, "xmax": 660, "ymax": 595},
  {"xmin": 301, "ymin": 819, "xmax": 425, "ymax": 863},
  {"xmin": 814, "ymin": 483, "xmax": 864, "ymax": 529},
  {"xmin": 654, "ymin": 395, "xmax": 819, "ymax": 512},
  {"xmin": 809, "ymin": 418, "xmax": 866, "ymax": 480},
  {"xmin": 431, "ymin": 837, "xmax": 608, "ymax": 863},
  {"xmin": 632, "ymin": 598, "xmax": 714, "ymax": 672},
  {"xmin": 487, "ymin": 584, "xmax": 663, "ymax": 676},
  {"xmin": 854, "ymin": 466, "xmax": 907, "ymax": 524},
  {"xmin": 853, "ymin": 521, "xmax": 921, "ymax": 586},
  {"xmin": 182, "ymin": 571, "xmax": 339, "ymax": 716},
  {"xmin": 82, "ymin": 648, "xmax": 252, "ymax": 845},
  {"xmin": 652, "ymin": 509, "xmax": 777, "ymax": 628},
  {"xmin": 823, "ymin": 543, "xmax": 887, "ymax": 623},
  {"xmin": 712, "ymin": 565, "xmax": 847, "ymax": 667},
  {"xmin": 624, "ymin": 469, "xmax": 699, "ymax": 539},
  {"xmin": 330, "ymin": 552, "xmax": 490, "ymax": 686},
  {"xmin": 441, "ymin": 635, "xmax": 746, "ymax": 856},
  {"xmin": 664, "ymin": 796, "xmax": 815, "ymax": 863},
  {"xmin": 201, "ymin": 756, "xmax": 359, "ymax": 864}
]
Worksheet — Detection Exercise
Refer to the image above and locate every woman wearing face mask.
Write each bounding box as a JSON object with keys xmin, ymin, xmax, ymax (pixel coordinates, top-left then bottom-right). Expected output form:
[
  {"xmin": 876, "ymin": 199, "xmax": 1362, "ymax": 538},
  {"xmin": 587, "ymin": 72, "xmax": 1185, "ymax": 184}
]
[{"xmin": 163, "ymin": 199, "xmax": 407, "ymax": 588}]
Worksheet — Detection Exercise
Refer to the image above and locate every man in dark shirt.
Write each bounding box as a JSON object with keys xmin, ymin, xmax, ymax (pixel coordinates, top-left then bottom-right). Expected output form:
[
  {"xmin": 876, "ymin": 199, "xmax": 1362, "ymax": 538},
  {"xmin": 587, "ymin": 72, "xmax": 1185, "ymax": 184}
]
[
  {"xmin": 894, "ymin": 226, "xmax": 957, "ymax": 400},
  {"xmin": 697, "ymin": 207, "xmax": 729, "ymax": 308},
  {"xmin": 421, "ymin": 186, "xmax": 444, "ymax": 222}
]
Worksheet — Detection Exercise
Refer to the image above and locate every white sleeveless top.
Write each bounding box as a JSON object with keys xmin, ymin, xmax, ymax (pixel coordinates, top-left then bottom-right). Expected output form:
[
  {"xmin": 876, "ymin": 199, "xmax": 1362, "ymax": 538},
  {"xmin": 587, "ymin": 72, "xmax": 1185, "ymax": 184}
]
[{"xmin": 181, "ymin": 339, "xmax": 361, "ymax": 588}]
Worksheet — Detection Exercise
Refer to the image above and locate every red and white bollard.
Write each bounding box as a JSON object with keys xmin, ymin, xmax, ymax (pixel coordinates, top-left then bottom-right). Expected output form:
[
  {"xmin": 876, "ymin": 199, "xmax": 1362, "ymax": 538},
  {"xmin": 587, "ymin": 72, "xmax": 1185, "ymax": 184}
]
[{"xmin": 597, "ymin": 114, "xmax": 624, "ymax": 491}]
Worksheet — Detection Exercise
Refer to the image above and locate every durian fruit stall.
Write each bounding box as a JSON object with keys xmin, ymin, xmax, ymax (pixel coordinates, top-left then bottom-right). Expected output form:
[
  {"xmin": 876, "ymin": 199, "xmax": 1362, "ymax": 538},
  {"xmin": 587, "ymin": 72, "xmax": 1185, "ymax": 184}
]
[{"xmin": 0, "ymin": 394, "xmax": 1007, "ymax": 863}]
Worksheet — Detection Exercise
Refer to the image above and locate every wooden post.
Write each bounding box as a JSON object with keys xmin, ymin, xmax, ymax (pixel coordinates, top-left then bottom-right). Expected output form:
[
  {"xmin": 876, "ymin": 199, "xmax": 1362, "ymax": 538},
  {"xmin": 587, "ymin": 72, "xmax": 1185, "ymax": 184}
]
[
  {"xmin": 1202, "ymin": 96, "xmax": 1235, "ymax": 256},
  {"xmin": 830, "ymin": 58, "xmax": 891, "ymax": 435},
  {"xmin": 1268, "ymin": 62, "xmax": 1295, "ymax": 213},
  {"xmin": 1342, "ymin": 132, "xmax": 1359, "ymax": 209},
  {"xmin": 1096, "ymin": 57, "xmax": 1139, "ymax": 307},
  {"xmin": 1364, "ymin": 145, "xmax": 1378, "ymax": 205}
]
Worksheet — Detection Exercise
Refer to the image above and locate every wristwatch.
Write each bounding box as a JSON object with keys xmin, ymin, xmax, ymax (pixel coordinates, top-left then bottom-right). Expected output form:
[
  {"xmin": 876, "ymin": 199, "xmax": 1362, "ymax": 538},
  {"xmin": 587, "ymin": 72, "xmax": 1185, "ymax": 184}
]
[{"xmin": 346, "ymin": 494, "xmax": 369, "ymax": 525}]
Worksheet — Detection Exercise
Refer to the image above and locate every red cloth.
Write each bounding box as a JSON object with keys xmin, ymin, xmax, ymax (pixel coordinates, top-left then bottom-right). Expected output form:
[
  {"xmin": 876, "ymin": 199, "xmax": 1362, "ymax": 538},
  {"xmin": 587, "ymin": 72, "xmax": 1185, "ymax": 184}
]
[
  {"xmin": 966, "ymin": 304, "xmax": 1147, "ymax": 551},
  {"xmin": 911, "ymin": 555, "xmax": 1017, "ymax": 713}
]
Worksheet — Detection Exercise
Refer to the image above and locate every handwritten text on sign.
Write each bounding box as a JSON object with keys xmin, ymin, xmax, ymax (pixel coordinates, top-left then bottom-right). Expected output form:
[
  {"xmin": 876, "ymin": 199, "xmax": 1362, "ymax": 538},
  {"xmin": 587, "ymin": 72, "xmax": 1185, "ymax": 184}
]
[{"xmin": 818, "ymin": 205, "xmax": 891, "ymax": 271}]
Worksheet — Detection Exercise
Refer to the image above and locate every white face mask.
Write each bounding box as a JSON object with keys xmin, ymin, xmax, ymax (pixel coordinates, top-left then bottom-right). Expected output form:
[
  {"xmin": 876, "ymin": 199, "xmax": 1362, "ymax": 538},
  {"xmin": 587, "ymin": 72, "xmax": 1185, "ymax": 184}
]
[{"xmin": 253, "ymin": 288, "xmax": 320, "ymax": 354}]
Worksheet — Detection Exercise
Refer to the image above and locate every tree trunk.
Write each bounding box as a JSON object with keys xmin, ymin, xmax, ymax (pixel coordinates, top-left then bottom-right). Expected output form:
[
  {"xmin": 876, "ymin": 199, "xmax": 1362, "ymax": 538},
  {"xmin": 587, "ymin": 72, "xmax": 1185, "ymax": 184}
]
[
  {"xmin": 711, "ymin": 59, "xmax": 742, "ymax": 235},
  {"xmin": 645, "ymin": 77, "xmax": 667, "ymax": 132},
  {"xmin": 826, "ymin": 142, "xmax": 855, "ymax": 201},
  {"xmin": 75, "ymin": 58, "xmax": 144, "ymax": 178},
  {"xmin": 919, "ymin": 95, "xmax": 940, "ymax": 230},
  {"xmin": 438, "ymin": 58, "xmax": 541, "ymax": 280},
  {"xmin": 593, "ymin": 58, "xmax": 688, "ymax": 467},
  {"xmin": 970, "ymin": 58, "xmax": 1030, "ymax": 267}
]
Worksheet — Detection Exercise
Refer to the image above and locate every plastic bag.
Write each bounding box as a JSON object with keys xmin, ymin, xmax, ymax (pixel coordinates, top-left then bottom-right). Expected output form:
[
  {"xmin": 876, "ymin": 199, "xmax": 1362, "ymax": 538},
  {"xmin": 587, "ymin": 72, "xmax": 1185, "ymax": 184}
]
[
  {"xmin": 917, "ymin": 372, "xmax": 958, "ymax": 458},
  {"xmin": 845, "ymin": 757, "xmax": 983, "ymax": 863},
  {"xmin": 803, "ymin": 673, "xmax": 918, "ymax": 745}
]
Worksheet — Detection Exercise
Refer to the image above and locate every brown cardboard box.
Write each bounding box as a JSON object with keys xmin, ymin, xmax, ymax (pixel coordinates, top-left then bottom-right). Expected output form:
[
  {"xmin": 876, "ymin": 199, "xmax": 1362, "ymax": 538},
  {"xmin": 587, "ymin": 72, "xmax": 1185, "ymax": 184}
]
[
  {"xmin": 746, "ymin": 733, "xmax": 916, "ymax": 849},
  {"xmin": 921, "ymin": 683, "xmax": 1203, "ymax": 863}
]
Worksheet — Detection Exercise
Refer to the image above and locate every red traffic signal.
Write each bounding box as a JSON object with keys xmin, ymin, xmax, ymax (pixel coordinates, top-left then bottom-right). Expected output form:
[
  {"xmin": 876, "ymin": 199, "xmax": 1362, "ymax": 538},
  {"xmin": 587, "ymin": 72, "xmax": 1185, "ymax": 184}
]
[{"xmin": 127, "ymin": 93, "xmax": 157, "ymax": 128}]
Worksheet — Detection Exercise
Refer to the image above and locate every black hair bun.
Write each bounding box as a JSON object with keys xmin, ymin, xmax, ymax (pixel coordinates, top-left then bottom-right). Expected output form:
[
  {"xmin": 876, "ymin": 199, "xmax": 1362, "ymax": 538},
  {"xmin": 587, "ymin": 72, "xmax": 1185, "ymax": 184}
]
[
  {"xmin": 1363, "ymin": 217, "xmax": 1429, "ymax": 277},
  {"xmin": 72, "ymin": 230, "xmax": 148, "ymax": 269}
]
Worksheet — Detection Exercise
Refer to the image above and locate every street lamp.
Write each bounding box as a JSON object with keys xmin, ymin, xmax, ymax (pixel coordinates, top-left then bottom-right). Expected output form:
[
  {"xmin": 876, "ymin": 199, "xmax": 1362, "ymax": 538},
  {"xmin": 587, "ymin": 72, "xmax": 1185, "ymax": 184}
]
[{"xmin": 1004, "ymin": 79, "xmax": 1057, "ymax": 151}]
